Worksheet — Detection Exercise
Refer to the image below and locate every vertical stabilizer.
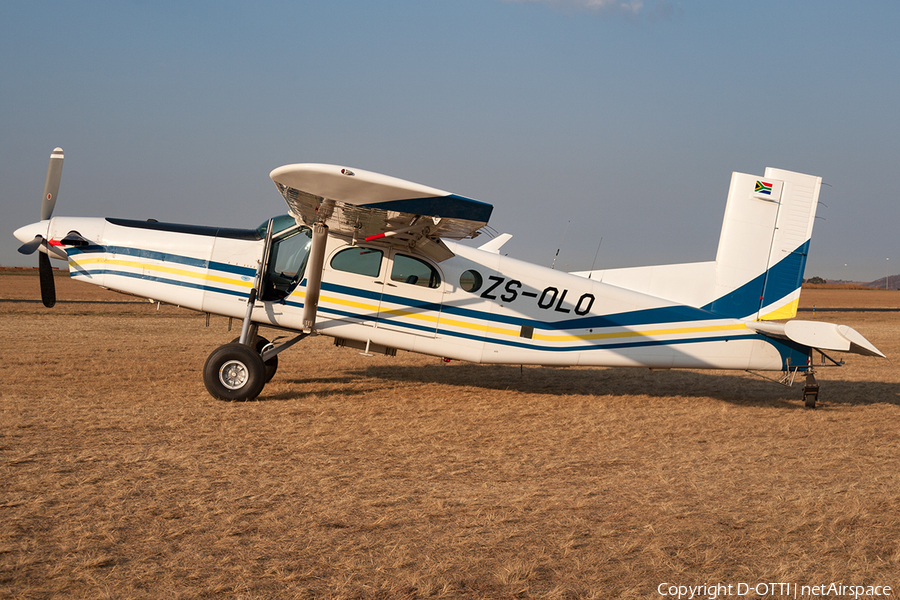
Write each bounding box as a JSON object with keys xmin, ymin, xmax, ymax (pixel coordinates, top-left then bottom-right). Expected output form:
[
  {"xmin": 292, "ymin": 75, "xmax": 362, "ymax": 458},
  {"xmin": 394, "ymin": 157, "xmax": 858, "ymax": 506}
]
[{"xmin": 708, "ymin": 168, "xmax": 821, "ymax": 320}]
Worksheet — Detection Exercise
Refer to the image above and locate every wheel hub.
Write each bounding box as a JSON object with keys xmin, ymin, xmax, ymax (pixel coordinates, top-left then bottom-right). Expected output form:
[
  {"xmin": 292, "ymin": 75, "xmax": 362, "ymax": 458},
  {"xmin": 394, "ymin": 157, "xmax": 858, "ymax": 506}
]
[{"xmin": 219, "ymin": 360, "xmax": 249, "ymax": 390}]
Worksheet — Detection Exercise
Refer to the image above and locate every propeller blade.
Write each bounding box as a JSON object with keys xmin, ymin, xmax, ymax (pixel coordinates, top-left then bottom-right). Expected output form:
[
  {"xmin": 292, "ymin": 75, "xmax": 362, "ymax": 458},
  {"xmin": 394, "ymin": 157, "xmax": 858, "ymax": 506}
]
[
  {"xmin": 39, "ymin": 252, "xmax": 57, "ymax": 308},
  {"xmin": 40, "ymin": 147, "xmax": 64, "ymax": 221},
  {"xmin": 18, "ymin": 235, "xmax": 44, "ymax": 255}
]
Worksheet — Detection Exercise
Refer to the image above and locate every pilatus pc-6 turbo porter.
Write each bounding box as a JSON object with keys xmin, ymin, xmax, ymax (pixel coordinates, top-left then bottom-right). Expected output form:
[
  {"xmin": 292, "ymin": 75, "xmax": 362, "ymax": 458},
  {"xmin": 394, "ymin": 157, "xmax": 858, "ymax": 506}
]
[{"xmin": 16, "ymin": 148, "xmax": 884, "ymax": 407}]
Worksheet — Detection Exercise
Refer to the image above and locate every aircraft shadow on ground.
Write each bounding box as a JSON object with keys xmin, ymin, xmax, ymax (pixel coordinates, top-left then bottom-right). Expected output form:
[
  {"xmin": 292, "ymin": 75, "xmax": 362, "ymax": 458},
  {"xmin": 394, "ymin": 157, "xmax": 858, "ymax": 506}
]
[
  {"xmin": 262, "ymin": 375, "xmax": 398, "ymax": 402},
  {"xmin": 314, "ymin": 364, "xmax": 898, "ymax": 410}
]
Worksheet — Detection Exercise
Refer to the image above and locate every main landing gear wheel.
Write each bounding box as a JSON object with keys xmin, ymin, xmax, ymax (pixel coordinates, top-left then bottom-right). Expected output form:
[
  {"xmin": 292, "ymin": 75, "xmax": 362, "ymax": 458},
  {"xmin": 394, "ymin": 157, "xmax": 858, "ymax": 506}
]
[
  {"xmin": 203, "ymin": 343, "xmax": 267, "ymax": 401},
  {"xmin": 231, "ymin": 336, "xmax": 278, "ymax": 382}
]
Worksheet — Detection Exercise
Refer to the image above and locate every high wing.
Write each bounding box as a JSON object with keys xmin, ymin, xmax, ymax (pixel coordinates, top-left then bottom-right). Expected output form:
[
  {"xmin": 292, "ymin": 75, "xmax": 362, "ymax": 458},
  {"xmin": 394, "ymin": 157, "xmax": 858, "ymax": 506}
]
[{"xmin": 270, "ymin": 163, "xmax": 493, "ymax": 262}]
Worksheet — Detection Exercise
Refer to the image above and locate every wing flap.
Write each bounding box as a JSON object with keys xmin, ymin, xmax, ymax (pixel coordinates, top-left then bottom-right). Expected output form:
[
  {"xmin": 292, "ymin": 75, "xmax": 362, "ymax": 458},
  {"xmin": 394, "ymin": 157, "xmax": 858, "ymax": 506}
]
[{"xmin": 269, "ymin": 164, "xmax": 492, "ymax": 260}]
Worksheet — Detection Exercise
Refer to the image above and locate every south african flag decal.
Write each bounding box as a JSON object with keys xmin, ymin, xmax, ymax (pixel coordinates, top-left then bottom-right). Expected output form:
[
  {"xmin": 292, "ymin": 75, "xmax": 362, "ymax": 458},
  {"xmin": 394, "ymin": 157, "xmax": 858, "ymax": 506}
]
[{"xmin": 755, "ymin": 180, "xmax": 773, "ymax": 195}]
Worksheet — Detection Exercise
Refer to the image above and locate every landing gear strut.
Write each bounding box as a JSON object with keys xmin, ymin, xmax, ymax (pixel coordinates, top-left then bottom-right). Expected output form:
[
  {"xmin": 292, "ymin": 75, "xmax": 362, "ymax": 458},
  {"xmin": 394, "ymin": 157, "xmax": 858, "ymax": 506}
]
[
  {"xmin": 231, "ymin": 333, "xmax": 278, "ymax": 382},
  {"xmin": 203, "ymin": 217, "xmax": 324, "ymax": 401},
  {"xmin": 749, "ymin": 352, "xmax": 832, "ymax": 409}
]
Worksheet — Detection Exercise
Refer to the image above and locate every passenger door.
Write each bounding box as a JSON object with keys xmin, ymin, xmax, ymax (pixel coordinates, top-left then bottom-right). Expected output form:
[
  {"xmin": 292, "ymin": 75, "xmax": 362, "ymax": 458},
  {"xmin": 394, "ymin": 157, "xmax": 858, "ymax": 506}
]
[
  {"xmin": 375, "ymin": 251, "xmax": 444, "ymax": 338},
  {"xmin": 325, "ymin": 245, "xmax": 387, "ymax": 328}
]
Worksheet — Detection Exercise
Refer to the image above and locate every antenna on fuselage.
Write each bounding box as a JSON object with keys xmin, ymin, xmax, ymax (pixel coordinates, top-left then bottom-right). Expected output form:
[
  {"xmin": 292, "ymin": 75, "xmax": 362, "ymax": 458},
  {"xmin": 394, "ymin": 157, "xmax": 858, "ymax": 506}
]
[
  {"xmin": 587, "ymin": 237, "xmax": 603, "ymax": 279},
  {"xmin": 551, "ymin": 220, "xmax": 570, "ymax": 270}
]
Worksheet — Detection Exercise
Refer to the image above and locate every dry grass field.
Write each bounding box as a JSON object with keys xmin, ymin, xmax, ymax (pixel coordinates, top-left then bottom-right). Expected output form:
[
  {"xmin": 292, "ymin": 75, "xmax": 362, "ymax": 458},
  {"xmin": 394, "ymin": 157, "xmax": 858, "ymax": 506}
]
[{"xmin": 2, "ymin": 271, "xmax": 899, "ymax": 599}]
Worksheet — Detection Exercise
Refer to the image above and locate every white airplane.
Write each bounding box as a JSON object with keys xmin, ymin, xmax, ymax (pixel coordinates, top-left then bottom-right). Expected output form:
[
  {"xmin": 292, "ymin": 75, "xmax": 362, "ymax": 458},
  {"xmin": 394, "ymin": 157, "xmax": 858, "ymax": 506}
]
[{"xmin": 15, "ymin": 148, "xmax": 884, "ymax": 407}]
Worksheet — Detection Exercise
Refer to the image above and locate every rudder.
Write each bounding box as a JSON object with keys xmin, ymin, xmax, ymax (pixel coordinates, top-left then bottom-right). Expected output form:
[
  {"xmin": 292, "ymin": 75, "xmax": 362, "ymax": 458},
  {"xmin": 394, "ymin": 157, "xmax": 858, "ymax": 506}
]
[{"xmin": 708, "ymin": 168, "xmax": 821, "ymax": 320}]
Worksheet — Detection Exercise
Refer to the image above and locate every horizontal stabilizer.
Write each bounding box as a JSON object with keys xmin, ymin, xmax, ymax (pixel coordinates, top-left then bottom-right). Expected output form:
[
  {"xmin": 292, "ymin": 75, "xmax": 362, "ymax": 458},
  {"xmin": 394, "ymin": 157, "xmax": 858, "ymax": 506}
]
[{"xmin": 748, "ymin": 320, "xmax": 885, "ymax": 358}]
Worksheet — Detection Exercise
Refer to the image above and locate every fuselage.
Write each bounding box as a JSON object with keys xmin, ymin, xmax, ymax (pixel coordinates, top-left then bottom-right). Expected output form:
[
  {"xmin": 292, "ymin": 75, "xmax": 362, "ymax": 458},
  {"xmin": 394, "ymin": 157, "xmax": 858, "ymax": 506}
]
[{"xmin": 29, "ymin": 215, "xmax": 809, "ymax": 371}]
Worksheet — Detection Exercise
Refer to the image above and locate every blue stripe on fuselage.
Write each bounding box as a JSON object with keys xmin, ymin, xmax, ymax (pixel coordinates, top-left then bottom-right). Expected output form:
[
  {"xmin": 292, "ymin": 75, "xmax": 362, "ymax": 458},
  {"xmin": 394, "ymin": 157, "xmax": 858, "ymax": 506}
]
[
  {"xmin": 66, "ymin": 242, "xmax": 807, "ymax": 366},
  {"xmin": 70, "ymin": 267, "xmax": 249, "ymax": 299},
  {"xmin": 321, "ymin": 281, "xmax": 724, "ymax": 331},
  {"xmin": 704, "ymin": 240, "xmax": 810, "ymax": 318},
  {"xmin": 67, "ymin": 245, "xmax": 257, "ymax": 277}
]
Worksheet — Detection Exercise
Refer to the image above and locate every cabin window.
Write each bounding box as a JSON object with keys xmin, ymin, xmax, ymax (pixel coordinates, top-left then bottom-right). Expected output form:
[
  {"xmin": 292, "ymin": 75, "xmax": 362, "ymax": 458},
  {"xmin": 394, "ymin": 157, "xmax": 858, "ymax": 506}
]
[
  {"xmin": 331, "ymin": 247, "xmax": 384, "ymax": 277},
  {"xmin": 391, "ymin": 254, "xmax": 441, "ymax": 288},
  {"xmin": 459, "ymin": 270, "xmax": 483, "ymax": 293},
  {"xmin": 262, "ymin": 226, "xmax": 313, "ymax": 301}
]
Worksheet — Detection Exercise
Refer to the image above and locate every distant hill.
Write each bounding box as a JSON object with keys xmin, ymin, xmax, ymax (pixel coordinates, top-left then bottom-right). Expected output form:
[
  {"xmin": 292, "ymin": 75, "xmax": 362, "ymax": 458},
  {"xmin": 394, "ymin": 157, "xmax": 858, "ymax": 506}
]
[
  {"xmin": 865, "ymin": 275, "xmax": 899, "ymax": 290},
  {"xmin": 805, "ymin": 275, "xmax": 900, "ymax": 290}
]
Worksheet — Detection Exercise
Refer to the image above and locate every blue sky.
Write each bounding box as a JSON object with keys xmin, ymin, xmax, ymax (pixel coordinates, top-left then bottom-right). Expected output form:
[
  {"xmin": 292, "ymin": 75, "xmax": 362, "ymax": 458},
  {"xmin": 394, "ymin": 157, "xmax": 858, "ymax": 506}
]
[{"xmin": 2, "ymin": 0, "xmax": 898, "ymax": 281}]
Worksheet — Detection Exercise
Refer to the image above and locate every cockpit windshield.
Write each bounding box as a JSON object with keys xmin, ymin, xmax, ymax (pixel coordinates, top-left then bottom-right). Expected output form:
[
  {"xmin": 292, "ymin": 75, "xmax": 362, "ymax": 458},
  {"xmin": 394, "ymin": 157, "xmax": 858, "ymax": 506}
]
[{"xmin": 256, "ymin": 214, "xmax": 300, "ymax": 238}]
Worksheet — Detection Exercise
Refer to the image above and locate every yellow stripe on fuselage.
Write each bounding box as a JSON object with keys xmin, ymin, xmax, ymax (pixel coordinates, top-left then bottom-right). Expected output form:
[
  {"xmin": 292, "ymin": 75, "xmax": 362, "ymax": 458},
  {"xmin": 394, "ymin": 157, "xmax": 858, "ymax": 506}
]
[
  {"xmin": 75, "ymin": 259, "xmax": 748, "ymax": 345},
  {"xmin": 69, "ymin": 256, "xmax": 253, "ymax": 288},
  {"xmin": 532, "ymin": 322, "xmax": 747, "ymax": 342},
  {"xmin": 318, "ymin": 290, "xmax": 747, "ymax": 342},
  {"xmin": 318, "ymin": 294, "xmax": 517, "ymax": 336}
]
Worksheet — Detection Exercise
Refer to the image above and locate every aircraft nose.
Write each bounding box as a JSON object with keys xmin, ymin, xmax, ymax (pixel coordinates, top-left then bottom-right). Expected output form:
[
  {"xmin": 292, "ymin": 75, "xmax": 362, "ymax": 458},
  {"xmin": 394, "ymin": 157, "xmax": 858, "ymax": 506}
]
[{"xmin": 14, "ymin": 220, "xmax": 49, "ymax": 244}]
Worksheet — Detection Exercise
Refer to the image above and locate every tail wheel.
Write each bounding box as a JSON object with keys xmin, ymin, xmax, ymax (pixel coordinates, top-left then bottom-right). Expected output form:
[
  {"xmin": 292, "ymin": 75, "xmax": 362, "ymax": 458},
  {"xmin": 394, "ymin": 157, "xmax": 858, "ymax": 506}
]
[
  {"xmin": 803, "ymin": 370, "xmax": 819, "ymax": 409},
  {"xmin": 230, "ymin": 336, "xmax": 278, "ymax": 382},
  {"xmin": 203, "ymin": 343, "xmax": 267, "ymax": 401}
]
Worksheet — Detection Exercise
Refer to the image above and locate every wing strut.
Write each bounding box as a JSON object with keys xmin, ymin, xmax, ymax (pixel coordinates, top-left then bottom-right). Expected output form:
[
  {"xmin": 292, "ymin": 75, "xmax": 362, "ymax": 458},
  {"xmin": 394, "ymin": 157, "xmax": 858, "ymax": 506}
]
[
  {"xmin": 239, "ymin": 218, "xmax": 275, "ymax": 345},
  {"xmin": 302, "ymin": 222, "xmax": 329, "ymax": 331}
]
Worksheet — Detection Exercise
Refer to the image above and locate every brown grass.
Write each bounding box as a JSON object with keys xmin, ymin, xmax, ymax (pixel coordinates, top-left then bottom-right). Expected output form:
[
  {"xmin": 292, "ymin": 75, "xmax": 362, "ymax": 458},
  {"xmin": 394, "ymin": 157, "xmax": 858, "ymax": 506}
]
[
  {"xmin": 800, "ymin": 287, "xmax": 900, "ymax": 310},
  {"xmin": 802, "ymin": 283, "xmax": 875, "ymax": 290},
  {"xmin": 2, "ymin": 273, "xmax": 899, "ymax": 598}
]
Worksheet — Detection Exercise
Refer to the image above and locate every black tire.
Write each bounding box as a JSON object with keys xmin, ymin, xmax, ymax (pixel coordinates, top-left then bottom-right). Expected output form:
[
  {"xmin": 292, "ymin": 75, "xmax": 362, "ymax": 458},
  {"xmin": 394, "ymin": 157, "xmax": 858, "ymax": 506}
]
[
  {"xmin": 203, "ymin": 343, "xmax": 267, "ymax": 401},
  {"xmin": 804, "ymin": 391, "xmax": 818, "ymax": 409},
  {"xmin": 230, "ymin": 336, "xmax": 278, "ymax": 383}
]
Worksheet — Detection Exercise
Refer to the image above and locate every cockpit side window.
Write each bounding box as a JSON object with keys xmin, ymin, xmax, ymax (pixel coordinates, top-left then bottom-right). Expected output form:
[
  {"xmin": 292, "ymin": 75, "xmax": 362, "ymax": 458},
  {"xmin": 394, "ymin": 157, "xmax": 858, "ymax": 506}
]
[
  {"xmin": 261, "ymin": 227, "xmax": 313, "ymax": 301},
  {"xmin": 330, "ymin": 247, "xmax": 384, "ymax": 278},
  {"xmin": 391, "ymin": 254, "xmax": 441, "ymax": 288}
]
